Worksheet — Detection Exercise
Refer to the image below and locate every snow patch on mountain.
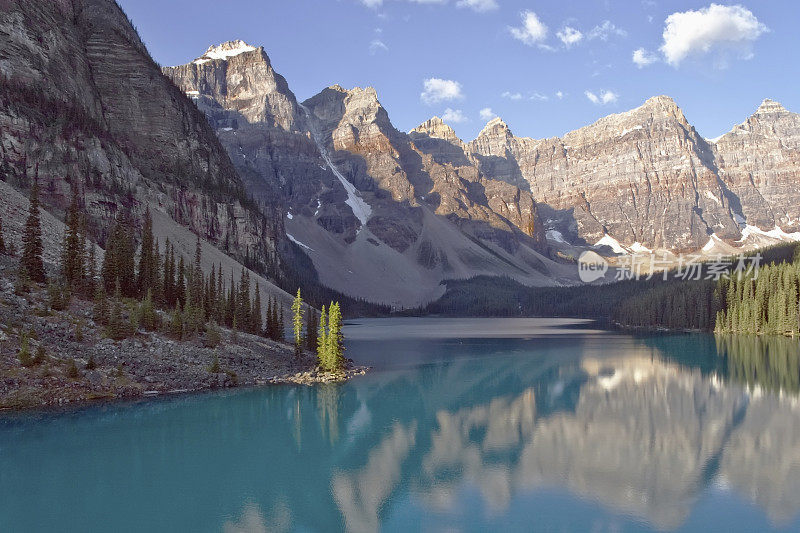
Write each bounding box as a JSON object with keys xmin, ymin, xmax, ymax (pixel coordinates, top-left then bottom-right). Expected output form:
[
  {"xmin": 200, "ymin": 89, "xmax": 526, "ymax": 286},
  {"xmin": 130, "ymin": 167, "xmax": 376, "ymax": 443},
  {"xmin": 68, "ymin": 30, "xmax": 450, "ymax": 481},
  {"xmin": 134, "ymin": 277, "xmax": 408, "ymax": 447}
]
[
  {"xmin": 193, "ymin": 40, "xmax": 256, "ymax": 64},
  {"xmin": 287, "ymin": 233, "xmax": 313, "ymax": 251},
  {"xmin": 594, "ymin": 234, "xmax": 628, "ymax": 254},
  {"xmin": 298, "ymin": 103, "xmax": 372, "ymax": 226}
]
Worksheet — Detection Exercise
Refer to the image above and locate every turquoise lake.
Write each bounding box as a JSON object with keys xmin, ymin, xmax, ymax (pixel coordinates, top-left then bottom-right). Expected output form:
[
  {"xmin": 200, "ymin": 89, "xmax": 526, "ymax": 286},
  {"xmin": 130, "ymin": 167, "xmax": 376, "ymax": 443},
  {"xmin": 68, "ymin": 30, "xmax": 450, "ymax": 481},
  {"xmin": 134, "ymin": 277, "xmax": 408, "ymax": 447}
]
[{"xmin": 2, "ymin": 318, "xmax": 800, "ymax": 532}]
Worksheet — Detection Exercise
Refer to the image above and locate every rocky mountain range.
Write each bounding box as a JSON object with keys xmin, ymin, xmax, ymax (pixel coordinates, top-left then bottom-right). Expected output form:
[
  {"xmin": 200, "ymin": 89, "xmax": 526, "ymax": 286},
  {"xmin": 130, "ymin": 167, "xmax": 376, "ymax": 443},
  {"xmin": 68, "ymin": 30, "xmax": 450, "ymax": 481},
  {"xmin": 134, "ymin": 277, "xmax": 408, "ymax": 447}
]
[
  {"xmin": 163, "ymin": 39, "xmax": 800, "ymax": 306},
  {"xmin": 2, "ymin": 0, "xmax": 800, "ymax": 310},
  {"xmin": 164, "ymin": 44, "xmax": 559, "ymax": 308},
  {"xmin": 468, "ymin": 95, "xmax": 800, "ymax": 253}
]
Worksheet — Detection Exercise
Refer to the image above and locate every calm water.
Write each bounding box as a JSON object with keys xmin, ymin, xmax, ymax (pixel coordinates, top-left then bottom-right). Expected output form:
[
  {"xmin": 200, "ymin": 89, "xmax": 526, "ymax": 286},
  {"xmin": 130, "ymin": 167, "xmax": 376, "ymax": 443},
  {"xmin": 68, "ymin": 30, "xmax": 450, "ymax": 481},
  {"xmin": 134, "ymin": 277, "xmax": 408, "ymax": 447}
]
[{"xmin": 2, "ymin": 318, "xmax": 800, "ymax": 532}]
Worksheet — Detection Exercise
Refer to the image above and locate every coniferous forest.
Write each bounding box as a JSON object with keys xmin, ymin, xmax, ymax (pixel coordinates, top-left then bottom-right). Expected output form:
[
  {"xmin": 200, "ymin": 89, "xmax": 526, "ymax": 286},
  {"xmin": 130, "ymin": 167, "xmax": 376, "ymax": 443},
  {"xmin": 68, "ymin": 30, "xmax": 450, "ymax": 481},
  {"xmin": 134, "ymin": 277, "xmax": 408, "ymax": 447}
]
[{"xmin": 426, "ymin": 242, "xmax": 800, "ymax": 337}]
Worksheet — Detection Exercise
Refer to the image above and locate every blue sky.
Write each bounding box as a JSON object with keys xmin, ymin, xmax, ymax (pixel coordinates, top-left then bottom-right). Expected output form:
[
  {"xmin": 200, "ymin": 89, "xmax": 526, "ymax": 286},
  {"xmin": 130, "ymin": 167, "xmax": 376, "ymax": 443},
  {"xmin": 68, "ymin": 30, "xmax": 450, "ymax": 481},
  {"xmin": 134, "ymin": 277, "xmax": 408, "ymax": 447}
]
[{"xmin": 119, "ymin": 0, "xmax": 799, "ymax": 141}]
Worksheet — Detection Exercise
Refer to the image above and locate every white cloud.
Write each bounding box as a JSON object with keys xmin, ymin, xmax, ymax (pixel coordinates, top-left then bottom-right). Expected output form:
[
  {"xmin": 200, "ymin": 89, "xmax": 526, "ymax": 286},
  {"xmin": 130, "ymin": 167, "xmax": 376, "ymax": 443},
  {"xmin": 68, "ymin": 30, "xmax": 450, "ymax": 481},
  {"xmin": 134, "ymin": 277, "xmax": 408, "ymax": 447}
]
[
  {"xmin": 421, "ymin": 78, "xmax": 464, "ymax": 105},
  {"xmin": 456, "ymin": 0, "xmax": 498, "ymax": 12},
  {"xmin": 587, "ymin": 20, "xmax": 627, "ymax": 41},
  {"xmin": 557, "ymin": 26, "xmax": 583, "ymax": 47},
  {"xmin": 530, "ymin": 92, "xmax": 549, "ymax": 101},
  {"xmin": 509, "ymin": 10, "xmax": 548, "ymax": 46},
  {"xmin": 632, "ymin": 47, "xmax": 658, "ymax": 67},
  {"xmin": 369, "ymin": 39, "xmax": 389, "ymax": 55},
  {"xmin": 479, "ymin": 107, "xmax": 497, "ymax": 120},
  {"xmin": 359, "ymin": 0, "xmax": 383, "ymax": 7},
  {"xmin": 660, "ymin": 4, "xmax": 768, "ymax": 67},
  {"xmin": 442, "ymin": 108, "xmax": 468, "ymax": 123},
  {"xmin": 555, "ymin": 91, "xmax": 564, "ymax": 99},
  {"xmin": 585, "ymin": 90, "xmax": 618, "ymax": 105},
  {"xmin": 501, "ymin": 91, "xmax": 523, "ymax": 101}
]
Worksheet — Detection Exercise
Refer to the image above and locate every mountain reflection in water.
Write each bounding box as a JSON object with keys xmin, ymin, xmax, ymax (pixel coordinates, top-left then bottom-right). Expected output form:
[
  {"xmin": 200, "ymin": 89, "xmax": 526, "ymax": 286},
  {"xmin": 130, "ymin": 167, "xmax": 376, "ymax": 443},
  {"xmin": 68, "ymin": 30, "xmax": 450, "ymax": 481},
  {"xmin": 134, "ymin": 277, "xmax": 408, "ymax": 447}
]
[{"xmin": 1, "ymin": 318, "xmax": 799, "ymax": 532}]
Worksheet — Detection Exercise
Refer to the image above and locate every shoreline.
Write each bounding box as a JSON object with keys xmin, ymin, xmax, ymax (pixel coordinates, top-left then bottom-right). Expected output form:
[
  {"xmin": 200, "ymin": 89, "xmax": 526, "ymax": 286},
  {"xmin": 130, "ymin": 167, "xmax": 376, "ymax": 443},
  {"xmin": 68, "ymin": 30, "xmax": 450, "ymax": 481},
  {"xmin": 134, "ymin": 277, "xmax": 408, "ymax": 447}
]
[
  {"xmin": 0, "ymin": 266, "xmax": 369, "ymax": 413},
  {"xmin": 0, "ymin": 363, "xmax": 371, "ymax": 416}
]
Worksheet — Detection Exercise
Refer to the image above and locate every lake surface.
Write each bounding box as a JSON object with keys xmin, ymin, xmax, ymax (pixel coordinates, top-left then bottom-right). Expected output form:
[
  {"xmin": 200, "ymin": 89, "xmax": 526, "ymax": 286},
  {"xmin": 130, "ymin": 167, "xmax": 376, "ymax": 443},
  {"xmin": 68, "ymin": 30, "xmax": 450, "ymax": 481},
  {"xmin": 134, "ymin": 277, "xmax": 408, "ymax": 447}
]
[{"xmin": 2, "ymin": 318, "xmax": 800, "ymax": 532}]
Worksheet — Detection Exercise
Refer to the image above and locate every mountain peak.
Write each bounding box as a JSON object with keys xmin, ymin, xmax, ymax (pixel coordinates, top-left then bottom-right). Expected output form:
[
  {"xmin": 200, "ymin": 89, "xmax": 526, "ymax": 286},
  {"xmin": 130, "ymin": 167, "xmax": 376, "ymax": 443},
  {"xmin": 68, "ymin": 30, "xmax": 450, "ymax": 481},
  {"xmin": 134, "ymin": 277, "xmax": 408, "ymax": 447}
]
[
  {"xmin": 478, "ymin": 117, "xmax": 511, "ymax": 138},
  {"xmin": 194, "ymin": 40, "xmax": 258, "ymax": 64},
  {"xmin": 411, "ymin": 117, "xmax": 460, "ymax": 141},
  {"xmin": 755, "ymin": 98, "xmax": 787, "ymax": 115}
]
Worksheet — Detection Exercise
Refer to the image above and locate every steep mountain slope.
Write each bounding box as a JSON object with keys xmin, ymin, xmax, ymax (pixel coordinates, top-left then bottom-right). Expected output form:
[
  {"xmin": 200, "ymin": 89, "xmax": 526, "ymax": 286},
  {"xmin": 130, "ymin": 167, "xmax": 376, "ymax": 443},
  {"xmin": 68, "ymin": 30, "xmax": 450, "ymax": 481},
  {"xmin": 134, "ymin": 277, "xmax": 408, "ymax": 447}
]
[
  {"xmin": 712, "ymin": 99, "xmax": 800, "ymax": 231},
  {"xmin": 164, "ymin": 44, "xmax": 562, "ymax": 308},
  {"xmin": 0, "ymin": 1, "xmax": 282, "ymax": 276},
  {"xmin": 467, "ymin": 97, "xmax": 800, "ymax": 253},
  {"xmin": 468, "ymin": 97, "xmax": 742, "ymax": 251}
]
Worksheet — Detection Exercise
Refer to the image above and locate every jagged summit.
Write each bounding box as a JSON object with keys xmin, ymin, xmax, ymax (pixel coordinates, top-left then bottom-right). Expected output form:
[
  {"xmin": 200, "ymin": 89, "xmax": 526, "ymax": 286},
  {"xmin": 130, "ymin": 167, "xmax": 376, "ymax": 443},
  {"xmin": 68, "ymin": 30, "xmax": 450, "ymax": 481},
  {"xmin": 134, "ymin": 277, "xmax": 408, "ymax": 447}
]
[
  {"xmin": 411, "ymin": 117, "xmax": 461, "ymax": 142},
  {"xmin": 193, "ymin": 40, "xmax": 258, "ymax": 64},
  {"xmin": 643, "ymin": 95, "xmax": 678, "ymax": 107},
  {"xmin": 755, "ymin": 98, "xmax": 787, "ymax": 114},
  {"xmin": 478, "ymin": 117, "xmax": 511, "ymax": 137}
]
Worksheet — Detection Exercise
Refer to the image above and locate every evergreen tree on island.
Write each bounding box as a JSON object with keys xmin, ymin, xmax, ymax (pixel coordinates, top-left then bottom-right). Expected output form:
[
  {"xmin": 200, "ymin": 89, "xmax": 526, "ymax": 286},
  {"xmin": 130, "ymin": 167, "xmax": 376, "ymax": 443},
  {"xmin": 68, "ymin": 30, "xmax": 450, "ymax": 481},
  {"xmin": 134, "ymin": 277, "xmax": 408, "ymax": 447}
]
[
  {"xmin": 292, "ymin": 288, "xmax": 304, "ymax": 357},
  {"xmin": 22, "ymin": 178, "xmax": 46, "ymax": 282}
]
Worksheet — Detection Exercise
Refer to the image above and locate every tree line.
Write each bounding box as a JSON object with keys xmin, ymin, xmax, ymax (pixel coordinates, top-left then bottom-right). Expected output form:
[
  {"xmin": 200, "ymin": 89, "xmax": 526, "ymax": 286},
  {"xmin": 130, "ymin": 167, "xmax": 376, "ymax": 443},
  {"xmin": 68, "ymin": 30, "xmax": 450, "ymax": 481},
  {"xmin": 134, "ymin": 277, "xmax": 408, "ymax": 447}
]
[
  {"xmin": 3, "ymin": 179, "xmax": 352, "ymax": 365},
  {"xmin": 422, "ymin": 242, "xmax": 800, "ymax": 338}
]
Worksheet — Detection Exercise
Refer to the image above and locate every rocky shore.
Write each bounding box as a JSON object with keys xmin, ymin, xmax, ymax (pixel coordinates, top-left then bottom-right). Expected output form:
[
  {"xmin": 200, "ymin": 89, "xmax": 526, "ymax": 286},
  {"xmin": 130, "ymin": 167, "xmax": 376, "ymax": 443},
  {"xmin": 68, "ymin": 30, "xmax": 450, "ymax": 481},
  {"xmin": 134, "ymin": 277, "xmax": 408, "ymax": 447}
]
[{"xmin": 0, "ymin": 259, "xmax": 368, "ymax": 412}]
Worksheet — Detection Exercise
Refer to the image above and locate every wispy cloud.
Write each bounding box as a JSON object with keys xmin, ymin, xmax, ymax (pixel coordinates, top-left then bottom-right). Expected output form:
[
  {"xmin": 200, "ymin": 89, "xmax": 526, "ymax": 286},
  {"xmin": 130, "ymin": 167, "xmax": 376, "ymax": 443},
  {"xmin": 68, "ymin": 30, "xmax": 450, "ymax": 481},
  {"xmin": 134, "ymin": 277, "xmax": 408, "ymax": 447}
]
[
  {"xmin": 479, "ymin": 107, "xmax": 497, "ymax": 120},
  {"xmin": 509, "ymin": 10, "xmax": 549, "ymax": 47},
  {"xmin": 456, "ymin": 0, "xmax": 498, "ymax": 13},
  {"xmin": 557, "ymin": 26, "xmax": 583, "ymax": 47},
  {"xmin": 587, "ymin": 20, "xmax": 627, "ymax": 41},
  {"xmin": 421, "ymin": 78, "xmax": 464, "ymax": 104},
  {"xmin": 442, "ymin": 108, "xmax": 468, "ymax": 123},
  {"xmin": 501, "ymin": 91, "xmax": 523, "ymax": 101},
  {"xmin": 632, "ymin": 47, "xmax": 658, "ymax": 68},
  {"xmin": 585, "ymin": 90, "xmax": 618, "ymax": 105},
  {"xmin": 369, "ymin": 39, "xmax": 389, "ymax": 55}
]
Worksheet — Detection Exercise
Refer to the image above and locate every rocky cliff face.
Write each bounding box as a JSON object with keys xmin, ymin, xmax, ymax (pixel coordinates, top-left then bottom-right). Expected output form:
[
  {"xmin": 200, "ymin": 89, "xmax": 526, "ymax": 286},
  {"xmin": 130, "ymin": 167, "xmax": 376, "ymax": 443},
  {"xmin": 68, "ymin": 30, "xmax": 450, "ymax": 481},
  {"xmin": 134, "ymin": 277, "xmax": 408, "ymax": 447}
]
[
  {"xmin": 468, "ymin": 96, "xmax": 800, "ymax": 251},
  {"xmin": 713, "ymin": 99, "xmax": 800, "ymax": 231},
  {"xmin": 164, "ymin": 45, "xmax": 555, "ymax": 307},
  {"xmin": 0, "ymin": 0, "xmax": 281, "ymax": 273}
]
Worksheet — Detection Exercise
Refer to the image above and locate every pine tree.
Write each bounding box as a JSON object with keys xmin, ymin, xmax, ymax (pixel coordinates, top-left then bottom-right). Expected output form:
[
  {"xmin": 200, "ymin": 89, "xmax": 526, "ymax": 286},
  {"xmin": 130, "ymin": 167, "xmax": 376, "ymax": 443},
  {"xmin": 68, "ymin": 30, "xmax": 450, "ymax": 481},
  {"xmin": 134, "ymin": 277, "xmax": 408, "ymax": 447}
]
[
  {"xmin": 138, "ymin": 289, "xmax": 159, "ymax": 331},
  {"xmin": 251, "ymin": 284, "xmax": 262, "ymax": 335},
  {"xmin": 176, "ymin": 255, "xmax": 186, "ymax": 307},
  {"xmin": 265, "ymin": 297, "xmax": 274, "ymax": 337},
  {"xmin": 237, "ymin": 268, "xmax": 251, "ymax": 329},
  {"xmin": 327, "ymin": 302, "xmax": 345, "ymax": 368},
  {"xmin": 169, "ymin": 308, "xmax": 183, "ymax": 340},
  {"xmin": 137, "ymin": 208, "xmax": 156, "ymax": 297},
  {"xmin": 317, "ymin": 305, "xmax": 329, "ymax": 370},
  {"xmin": 163, "ymin": 240, "xmax": 175, "ymax": 307},
  {"xmin": 22, "ymin": 178, "xmax": 46, "ymax": 282},
  {"xmin": 192, "ymin": 235, "xmax": 203, "ymax": 306},
  {"xmin": 61, "ymin": 189, "xmax": 84, "ymax": 290},
  {"xmin": 292, "ymin": 289, "xmax": 304, "ymax": 356},
  {"xmin": 216, "ymin": 264, "xmax": 224, "ymax": 323}
]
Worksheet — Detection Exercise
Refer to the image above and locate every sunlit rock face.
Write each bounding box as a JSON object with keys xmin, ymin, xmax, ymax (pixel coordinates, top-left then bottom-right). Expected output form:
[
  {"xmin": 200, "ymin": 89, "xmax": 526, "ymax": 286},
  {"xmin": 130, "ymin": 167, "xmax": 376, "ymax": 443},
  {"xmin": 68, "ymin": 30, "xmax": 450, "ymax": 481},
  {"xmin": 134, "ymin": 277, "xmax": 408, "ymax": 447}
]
[
  {"xmin": 466, "ymin": 97, "xmax": 800, "ymax": 252},
  {"xmin": 166, "ymin": 46, "xmax": 553, "ymax": 307},
  {"xmin": 712, "ymin": 99, "xmax": 800, "ymax": 232},
  {"xmin": 469, "ymin": 97, "xmax": 740, "ymax": 251},
  {"xmin": 0, "ymin": 3, "xmax": 280, "ymax": 271}
]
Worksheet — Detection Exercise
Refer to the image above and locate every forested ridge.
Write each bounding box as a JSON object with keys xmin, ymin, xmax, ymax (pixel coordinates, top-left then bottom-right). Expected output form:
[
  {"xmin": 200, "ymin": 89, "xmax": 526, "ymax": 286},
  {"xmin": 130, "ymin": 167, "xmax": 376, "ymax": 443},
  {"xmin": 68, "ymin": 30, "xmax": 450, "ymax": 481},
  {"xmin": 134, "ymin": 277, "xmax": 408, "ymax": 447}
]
[{"xmin": 424, "ymin": 243, "xmax": 800, "ymax": 336}]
